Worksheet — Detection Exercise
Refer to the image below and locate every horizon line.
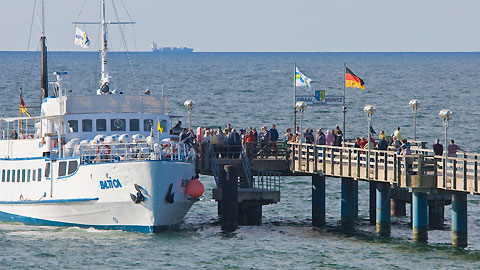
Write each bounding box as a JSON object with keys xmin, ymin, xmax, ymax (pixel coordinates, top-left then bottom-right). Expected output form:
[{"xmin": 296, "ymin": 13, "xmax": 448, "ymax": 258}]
[{"xmin": 1, "ymin": 50, "xmax": 480, "ymax": 53}]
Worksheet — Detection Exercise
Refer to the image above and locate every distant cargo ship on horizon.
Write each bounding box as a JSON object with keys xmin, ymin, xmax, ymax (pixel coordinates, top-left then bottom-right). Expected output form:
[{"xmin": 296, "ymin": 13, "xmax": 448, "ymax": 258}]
[{"xmin": 151, "ymin": 42, "xmax": 194, "ymax": 53}]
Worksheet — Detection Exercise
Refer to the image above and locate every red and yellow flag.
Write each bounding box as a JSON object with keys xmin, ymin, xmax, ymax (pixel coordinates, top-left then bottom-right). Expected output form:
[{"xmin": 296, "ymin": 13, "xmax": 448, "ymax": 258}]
[
  {"xmin": 20, "ymin": 96, "xmax": 31, "ymax": 117},
  {"xmin": 345, "ymin": 67, "xmax": 365, "ymax": 90}
]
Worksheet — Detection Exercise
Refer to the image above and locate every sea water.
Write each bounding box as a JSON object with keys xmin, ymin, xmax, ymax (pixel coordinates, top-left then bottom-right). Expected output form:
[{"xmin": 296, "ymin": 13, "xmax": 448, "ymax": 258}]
[{"xmin": 0, "ymin": 52, "xmax": 479, "ymax": 269}]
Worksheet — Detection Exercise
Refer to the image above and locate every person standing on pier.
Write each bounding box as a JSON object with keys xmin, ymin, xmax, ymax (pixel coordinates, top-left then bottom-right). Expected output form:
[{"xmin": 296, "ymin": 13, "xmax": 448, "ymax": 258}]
[
  {"xmin": 224, "ymin": 123, "xmax": 232, "ymax": 135},
  {"xmin": 379, "ymin": 130, "xmax": 386, "ymax": 140},
  {"xmin": 314, "ymin": 129, "xmax": 326, "ymax": 145},
  {"xmin": 394, "ymin": 126, "xmax": 403, "ymax": 141},
  {"xmin": 269, "ymin": 124, "xmax": 279, "ymax": 143},
  {"xmin": 326, "ymin": 130, "xmax": 335, "ymax": 145},
  {"xmin": 217, "ymin": 128, "xmax": 226, "ymax": 158},
  {"xmin": 334, "ymin": 125, "xmax": 343, "ymax": 146},
  {"xmin": 377, "ymin": 137, "xmax": 389, "ymax": 150},
  {"xmin": 432, "ymin": 139, "xmax": 443, "ymax": 156},
  {"xmin": 447, "ymin": 140, "xmax": 465, "ymax": 157},
  {"xmin": 269, "ymin": 124, "xmax": 279, "ymax": 155},
  {"xmin": 284, "ymin": 128, "xmax": 294, "ymax": 143},
  {"xmin": 228, "ymin": 128, "xmax": 241, "ymax": 158},
  {"xmin": 253, "ymin": 128, "xmax": 259, "ymax": 142}
]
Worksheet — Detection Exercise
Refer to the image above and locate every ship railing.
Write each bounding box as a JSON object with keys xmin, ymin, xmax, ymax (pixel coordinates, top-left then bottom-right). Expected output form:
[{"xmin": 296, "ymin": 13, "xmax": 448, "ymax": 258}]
[{"xmin": 75, "ymin": 141, "xmax": 195, "ymax": 164}]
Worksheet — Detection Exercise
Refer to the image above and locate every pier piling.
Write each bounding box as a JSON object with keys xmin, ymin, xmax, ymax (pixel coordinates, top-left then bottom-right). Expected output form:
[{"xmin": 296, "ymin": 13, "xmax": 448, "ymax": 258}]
[
  {"xmin": 412, "ymin": 192, "xmax": 428, "ymax": 243},
  {"xmin": 221, "ymin": 165, "xmax": 238, "ymax": 232},
  {"xmin": 341, "ymin": 178, "xmax": 357, "ymax": 230},
  {"xmin": 452, "ymin": 193, "xmax": 467, "ymax": 248},
  {"xmin": 428, "ymin": 201, "xmax": 445, "ymax": 230},
  {"xmin": 312, "ymin": 174, "xmax": 326, "ymax": 227},
  {"xmin": 238, "ymin": 204, "xmax": 262, "ymax": 226},
  {"xmin": 369, "ymin": 182, "xmax": 376, "ymax": 225},
  {"xmin": 391, "ymin": 199, "xmax": 406, "ymax": 217},
  {"xmin": 376, "ymin": 182, "xmax": 391, "ymax": 236}
]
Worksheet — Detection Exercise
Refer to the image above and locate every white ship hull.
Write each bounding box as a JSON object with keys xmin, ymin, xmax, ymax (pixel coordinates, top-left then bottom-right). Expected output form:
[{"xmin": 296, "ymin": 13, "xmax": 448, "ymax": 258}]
[{"xmin": 0, "ymin": 159, "xmax": 196, "ymax": 233}]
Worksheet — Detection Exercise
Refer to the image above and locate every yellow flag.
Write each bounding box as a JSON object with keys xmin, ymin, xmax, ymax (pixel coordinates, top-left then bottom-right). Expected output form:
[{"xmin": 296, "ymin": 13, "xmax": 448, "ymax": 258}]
[{"xmin": 157, "ymin": 121, "xmax": 163, "ymax": 134}]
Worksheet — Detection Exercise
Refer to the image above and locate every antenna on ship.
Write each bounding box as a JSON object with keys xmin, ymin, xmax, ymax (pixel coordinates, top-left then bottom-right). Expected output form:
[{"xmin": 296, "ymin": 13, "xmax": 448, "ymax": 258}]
[{"xmin": 73, "ymin": 0, "xmax": 135, "ymax": 94}]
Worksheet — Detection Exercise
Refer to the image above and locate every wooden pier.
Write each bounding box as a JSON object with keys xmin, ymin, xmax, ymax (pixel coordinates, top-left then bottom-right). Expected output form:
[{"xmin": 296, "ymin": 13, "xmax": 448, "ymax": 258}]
[{"xmin": 196, "ymin": 141, "xmax": 478, "ymax": 247}]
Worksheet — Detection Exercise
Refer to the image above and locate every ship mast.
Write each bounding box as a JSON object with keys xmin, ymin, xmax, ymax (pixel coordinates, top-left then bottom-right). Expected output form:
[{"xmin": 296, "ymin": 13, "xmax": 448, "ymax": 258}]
[
  {"xmin": 73, "ymin": 0, "xmax": 135, "ymax": 93},
  {"xmin": 40, "ymin": 0, "xmax": 48, "ymax": 100},
  {"xmin": 100, "ymin": 0, "xmax": 109, "ymax": 85}
]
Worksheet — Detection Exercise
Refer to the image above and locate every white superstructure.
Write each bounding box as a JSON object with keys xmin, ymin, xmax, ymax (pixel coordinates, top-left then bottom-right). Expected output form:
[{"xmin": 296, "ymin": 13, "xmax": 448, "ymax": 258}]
[{"xmin": 0, "ymin": 0, "xmax": 201, "ymax": 233}]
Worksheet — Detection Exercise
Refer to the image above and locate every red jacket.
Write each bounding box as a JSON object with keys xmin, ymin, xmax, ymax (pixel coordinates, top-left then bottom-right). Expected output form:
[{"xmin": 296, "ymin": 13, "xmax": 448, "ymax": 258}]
[{"xmin": 245, "ymin": 134, "xmax": 256, "ymax": 143}]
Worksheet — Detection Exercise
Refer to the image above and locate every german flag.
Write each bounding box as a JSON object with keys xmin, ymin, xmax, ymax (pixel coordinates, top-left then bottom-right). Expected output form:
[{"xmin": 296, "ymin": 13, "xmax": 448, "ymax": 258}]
[
  {"xmin": 20, "ymin": 96, "xmax": 31, "ymax": 117},
  {"xmin": 345, "ymin": 67, "xmax": 365, "ymax": 90}
]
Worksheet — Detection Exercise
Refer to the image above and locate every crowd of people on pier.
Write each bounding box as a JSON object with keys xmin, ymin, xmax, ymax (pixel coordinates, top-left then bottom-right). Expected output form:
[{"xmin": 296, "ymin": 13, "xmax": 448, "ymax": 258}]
[{"xmin": 170, "ymin": 120, "xmax": 466, "ymax": 159}]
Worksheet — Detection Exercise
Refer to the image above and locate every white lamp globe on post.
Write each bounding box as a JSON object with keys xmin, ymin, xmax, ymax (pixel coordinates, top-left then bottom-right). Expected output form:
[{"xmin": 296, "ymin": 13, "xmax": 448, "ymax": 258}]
[
  {"xmin": 439, "ymin": 109, "xmax": 452, "ymax": 187},
  {"xmin": 364, "ymin": 105, "xmax": 376, "ymax": 179},
  {"xmin": 184, "ymin": 100, "xmax": 195, "ymax": 130},
  {"xmin": 409, "ymin": 99, "xmax": 421, "ymax": 141}
]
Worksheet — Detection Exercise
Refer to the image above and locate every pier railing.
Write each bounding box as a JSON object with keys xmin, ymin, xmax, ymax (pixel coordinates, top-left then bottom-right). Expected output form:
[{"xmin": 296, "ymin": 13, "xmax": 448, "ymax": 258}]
[
  {"xmin": 253, "ymin": 170, "xmax": 281, "ymax": 191},
  {"xmin": 289, "ymin": 143, "xmax": 480, "ymax": 195}
]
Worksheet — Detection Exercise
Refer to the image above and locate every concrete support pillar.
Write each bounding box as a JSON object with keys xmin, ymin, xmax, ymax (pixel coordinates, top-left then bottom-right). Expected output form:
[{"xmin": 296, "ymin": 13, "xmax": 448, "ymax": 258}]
[
  {"xmin": 376, "ymin": 182, "xmax": 391, "ymax": 236},
  {"xmin": 238, "ymin": 204, "xmax": 262, "ymax": 226},
  {"xmin": 452, "ymin": 193, "xmax": 468, "ymax": 248},
  {"xmin": 428, "ymin": 202, "xmax": 445, "ymax": 230},
  {"xmin": 312, "ymin": 174, "xmax": 326, "ymax": 227},
  {"xmin": 221, "ymin": 165, "xmax": 238, "ymax": 232},
  {"xmin": 391, "ymin": 199, "xmax": 407, "ymax": 217},
  {"xmin": 412, "ymin": 192, "xmax": 428, "ymax": 243},
  {"xmin": 341, "ymin": 177, "xmax": 357, "ymax": 230},
  {"xmin": 369, "ymin": 182, "xmax": 376, "ymax": 225}
]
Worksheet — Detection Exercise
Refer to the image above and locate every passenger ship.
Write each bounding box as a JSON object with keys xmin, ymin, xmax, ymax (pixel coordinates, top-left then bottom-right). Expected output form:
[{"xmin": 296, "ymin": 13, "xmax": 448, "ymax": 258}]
[{"xmin": 0, "ymin": 0, "xmax": 202, "ymax": 233}]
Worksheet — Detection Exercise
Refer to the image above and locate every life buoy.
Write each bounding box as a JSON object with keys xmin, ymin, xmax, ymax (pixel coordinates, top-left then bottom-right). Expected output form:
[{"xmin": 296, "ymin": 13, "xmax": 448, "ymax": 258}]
[
  {"xmin": 19, "ymin": 194, "xmax": 24, "ymax": 201},
  {"xmin": 51, "ymin": 139, "xmax": 58, "ymax": 148},
  {"xmin": 96, "ymin": 144, "xmax": 111, "ymax": 155},
  {"xmin": 22, "ymin": 134, "xmax": 34, "ymax": 139},
  {"xmin": 162, "ymin": 143, "xmax": 173, "ymax": 158}
]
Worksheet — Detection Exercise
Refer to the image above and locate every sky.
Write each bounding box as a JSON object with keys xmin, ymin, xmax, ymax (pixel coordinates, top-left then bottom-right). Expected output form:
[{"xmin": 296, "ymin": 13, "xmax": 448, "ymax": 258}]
[{"xmin": 0, "ymin": 0, "xmax": 479, "ymax": 52}]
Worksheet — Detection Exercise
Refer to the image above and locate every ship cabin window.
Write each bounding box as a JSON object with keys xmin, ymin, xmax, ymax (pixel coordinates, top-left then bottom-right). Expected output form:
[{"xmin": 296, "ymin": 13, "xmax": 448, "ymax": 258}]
[
  {"xmin": 129, "ymin": 119, "xmax": 140, "ymax": 131},
  {"xmin": 1, "ymin": 170, "xmax": 4, "ymax": 182},
  {"xmin": 68, "ymin": 120, "xmax": 78, "ymax": 133},
  {"xmin": 144, "ymin": 119, "xmax": 153, "ymax": 132},
  {"xmin": 38, "ymin": 169, "xmax": 42, "ymax": 182},
  {"xmin": 111, "ymin": 119, "xmax": 126, "ymax": 131},
  {"xmin": 32, "ymin": 169, "xmax": 36, "ymax": 181},
  {"xmin": 96, "ymin": 119, "xmax": 107, "ymax": 132},
  {"xmin": 22, "ymin": 169, "xmax": 26, "ymax": 182},
  {"xmin": 27, "ymin": 169, "xmax": 31, "ymax": 182},
  {"xmin": 68, "ymin": 160, "xmax": 78, "ymax": 175},
  {"xmin": 45, "ymin": 163, "xmax": 50, "ymax": 178},
  {"xmin": 58, "ymin": 161, "xmax": 67, "ymax": 177},
  {"xmin": 82, "ymin": 119, "xmax": 93, "ymax": 132},
  {"xmin": 11, "ymin": 170, "xmax": 15, "ymax": 182},
  {"xmin": 17, "ymin": 170, "xmax": 21, "ymax": 183},
  {"xmin": 7, "ymin": 170, "xmax": 10, "ymax": 182}
]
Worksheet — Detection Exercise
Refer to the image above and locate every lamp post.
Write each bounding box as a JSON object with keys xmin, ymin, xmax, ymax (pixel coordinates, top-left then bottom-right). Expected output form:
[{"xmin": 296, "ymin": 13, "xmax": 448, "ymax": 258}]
[
  {"xmin": 364, "ymin": 105, "xmax": 376, "ymax": 179},
  {"xmin": 296, "ymin": 101, "xmax": 307, "ymax": 167},
  {"xmin": 409, "ymin": 99, "xmax": 421, "ymax": 141},
  {"xmin": 439, "ymin": 109, "xmax": 452, "ymax": 187},
  {"xmin": 184, "ymin": 99, "xmax": 195, "ymax": 130},
  {"xmin": 296, "ymin": 101, "xmax": 307, "ymax": 143}
]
